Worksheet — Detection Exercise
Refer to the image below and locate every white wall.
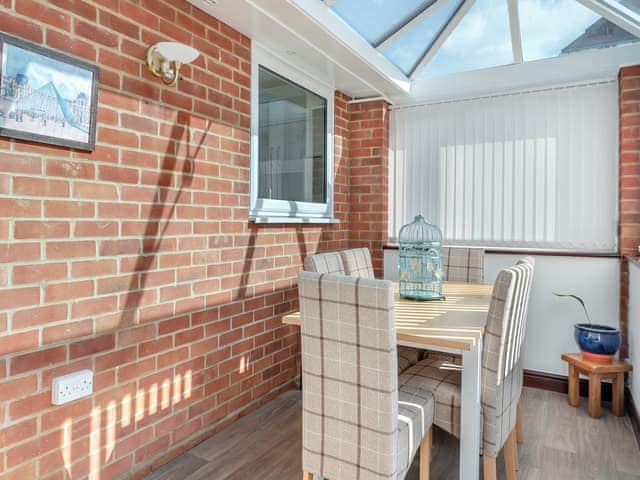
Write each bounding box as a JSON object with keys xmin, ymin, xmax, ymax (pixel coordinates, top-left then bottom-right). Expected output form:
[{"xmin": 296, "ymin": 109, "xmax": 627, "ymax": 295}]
[
  {"xmin": 628, "ymin": 261, "xmax": 640, "ymax": 405},
  {"xmin": 384, "ymin": 250, "xmax": 620, "ymax": 375}
]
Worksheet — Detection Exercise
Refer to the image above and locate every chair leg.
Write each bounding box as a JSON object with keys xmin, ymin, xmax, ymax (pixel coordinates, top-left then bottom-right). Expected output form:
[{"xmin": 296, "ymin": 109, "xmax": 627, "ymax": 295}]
[
  {"xmin": 504, "ymin": 429, "xmax": 518, "ymax": 480},
  {"xmin": 420, "ymin": 426, "xmax": 432, "ymax": 480},
  {"xmin": 302, "ymin": 471, "xmax": 313, "ymax": 480},
  {"xmin": 483, "ymin": 455, "xmax": 497, "ymax": 480},
  {"xmin": 516, "ymin": 401, "xmax": 524, "ymax": 444}
]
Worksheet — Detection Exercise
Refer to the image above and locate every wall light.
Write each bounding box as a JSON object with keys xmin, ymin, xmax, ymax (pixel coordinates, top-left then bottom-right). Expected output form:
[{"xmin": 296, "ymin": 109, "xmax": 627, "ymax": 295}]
[{"xmin": 146, "ymin": 42, "xmax": 200, "ymax": 86}]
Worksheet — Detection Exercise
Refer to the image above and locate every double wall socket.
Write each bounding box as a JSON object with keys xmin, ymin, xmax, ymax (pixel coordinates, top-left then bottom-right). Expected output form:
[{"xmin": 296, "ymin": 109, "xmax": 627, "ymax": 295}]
[{"xmin": 51, "ymin": 369, "xmax": 93, "ymax": 405}]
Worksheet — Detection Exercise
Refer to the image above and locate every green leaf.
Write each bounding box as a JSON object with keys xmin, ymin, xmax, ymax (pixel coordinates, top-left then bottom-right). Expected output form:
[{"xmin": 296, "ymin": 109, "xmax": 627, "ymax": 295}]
[{"xmin": 553, "ymin": 292, "xmax": 591, "ymax": 325}]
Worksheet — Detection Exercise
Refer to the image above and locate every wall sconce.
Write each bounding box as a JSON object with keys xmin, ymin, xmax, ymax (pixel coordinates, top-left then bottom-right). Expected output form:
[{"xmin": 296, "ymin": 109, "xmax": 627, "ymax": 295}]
[{"xmin": 146, "ymin": 42, "xmax": 199, "ymax": 86}]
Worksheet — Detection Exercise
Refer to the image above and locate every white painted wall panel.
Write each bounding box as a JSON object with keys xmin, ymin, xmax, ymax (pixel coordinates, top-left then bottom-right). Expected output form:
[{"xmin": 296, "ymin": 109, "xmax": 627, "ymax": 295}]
[
  {"xmin": 383, "ymin": 250, "xmax": 620, "ymax": 375},
  {"xmin": 389, "ymin": 81, "xmax": 619, "ymax": 251},
  {"xmin": 628, "ymin": 262, "xmax": 640, "ymax": 405}
]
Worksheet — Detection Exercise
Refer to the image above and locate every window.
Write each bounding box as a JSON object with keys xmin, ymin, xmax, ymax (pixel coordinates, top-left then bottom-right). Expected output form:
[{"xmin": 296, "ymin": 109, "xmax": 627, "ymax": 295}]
[
  {"xmin": 389, "ymin": 81, "xmax": 618, "ymax": 252},
  {"xmin": 250, "ymin": 46, "xmax": 335, "ymax": 222}
]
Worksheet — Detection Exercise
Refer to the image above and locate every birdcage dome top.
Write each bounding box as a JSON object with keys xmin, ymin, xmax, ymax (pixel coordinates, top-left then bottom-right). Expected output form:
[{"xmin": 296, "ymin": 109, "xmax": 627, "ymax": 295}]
[{"xmin": 398, "ymin": 215, "xmax": 442, "ymax": 243}]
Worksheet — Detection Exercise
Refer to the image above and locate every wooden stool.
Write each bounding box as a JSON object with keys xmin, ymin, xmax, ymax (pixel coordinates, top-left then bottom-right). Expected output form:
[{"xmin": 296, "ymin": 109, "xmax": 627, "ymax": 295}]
[{"xmin": 561, "ymin": 353, "xmax": 632, "ymax": 419}]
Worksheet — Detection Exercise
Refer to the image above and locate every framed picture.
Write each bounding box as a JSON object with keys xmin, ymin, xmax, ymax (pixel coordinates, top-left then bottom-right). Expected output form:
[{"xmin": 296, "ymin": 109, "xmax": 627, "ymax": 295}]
[{"xmin": 0, "ymin": 32, "xmax": 99, "ymax": 151}]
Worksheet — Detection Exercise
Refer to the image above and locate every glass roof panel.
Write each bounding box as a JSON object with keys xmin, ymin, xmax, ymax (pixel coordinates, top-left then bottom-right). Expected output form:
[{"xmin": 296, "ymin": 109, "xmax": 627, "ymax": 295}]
[
  {"xmin": 330, "ymin": 0, "xmax": 435, "ymax": 45},
  {"xmin": 611, "ymin": 0, "xmax": 640, "ymax": 15},
  {"xmin": 381, "ymin": 0, "xmax": 464, "ymax": 75},
  {"xmin": 520, "ymin": 0, "xmax": 638, "ymax": 62},
  {"xmin": 419, "ymin": 0, "xmax": 513, "ymax": 78}
]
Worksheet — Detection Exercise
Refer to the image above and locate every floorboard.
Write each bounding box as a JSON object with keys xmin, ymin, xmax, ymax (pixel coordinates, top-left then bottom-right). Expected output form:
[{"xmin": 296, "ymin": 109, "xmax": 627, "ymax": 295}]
[{"xmin": 144, "ymin": 387, "xmax": 640, "ymax": 480}]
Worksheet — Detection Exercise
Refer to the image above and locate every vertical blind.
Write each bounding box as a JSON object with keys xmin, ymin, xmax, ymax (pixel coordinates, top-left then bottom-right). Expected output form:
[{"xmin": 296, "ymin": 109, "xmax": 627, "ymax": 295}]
[{"xmin": 389, "ymin": 81, "xmax": 619, "ymax": 252}]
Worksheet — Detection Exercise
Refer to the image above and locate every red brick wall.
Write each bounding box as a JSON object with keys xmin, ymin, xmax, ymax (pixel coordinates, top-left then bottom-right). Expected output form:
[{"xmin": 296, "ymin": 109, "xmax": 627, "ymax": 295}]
[
  {"xmin": 620, "ymin": 65, "xmax": 640, "ymax": 358},
  {"xmin": 347, "ymin": 100, "xmax": 390, "ymax": 277},
  {"xmin": 0, "ymin": 2, "xmax": 360, "ymax": 479}
]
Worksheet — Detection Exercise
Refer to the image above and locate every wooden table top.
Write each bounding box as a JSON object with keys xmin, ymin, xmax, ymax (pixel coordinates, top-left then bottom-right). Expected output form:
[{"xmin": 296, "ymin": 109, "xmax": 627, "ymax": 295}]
[{"xmin": 282, "ymin": 281, "xmax": 493, "ymax": 351}]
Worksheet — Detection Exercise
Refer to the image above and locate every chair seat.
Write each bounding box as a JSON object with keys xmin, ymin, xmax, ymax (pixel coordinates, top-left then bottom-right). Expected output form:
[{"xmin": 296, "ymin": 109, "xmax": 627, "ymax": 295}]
[
  {"xmin": 397, "ymin": 346, "xmax": 422, "ymax": 375},
  {"xmin": 423, "ymin": 350, "xmax": 462, "ymax": 365},
  {"xmin": 396, "ymin": 373, "xmax": 435, "ymax": 479},
  {"xmin": 399, "ymin": 358, "xmax": 462, "ymax": 438}
]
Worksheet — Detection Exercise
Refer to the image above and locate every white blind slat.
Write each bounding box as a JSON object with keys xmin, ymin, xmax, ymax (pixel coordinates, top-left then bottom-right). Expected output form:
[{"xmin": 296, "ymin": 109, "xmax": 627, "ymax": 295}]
[{"xmin": 389, "ymin": 81, "xmax": 618, "ymax": 251}]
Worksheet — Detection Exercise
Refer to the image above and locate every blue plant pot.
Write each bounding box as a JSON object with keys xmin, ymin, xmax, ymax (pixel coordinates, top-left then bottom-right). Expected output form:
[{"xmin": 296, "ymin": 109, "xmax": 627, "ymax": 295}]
[{"xmin": 573, "ymin": 323, "xmax": 621, "ymax": 355}]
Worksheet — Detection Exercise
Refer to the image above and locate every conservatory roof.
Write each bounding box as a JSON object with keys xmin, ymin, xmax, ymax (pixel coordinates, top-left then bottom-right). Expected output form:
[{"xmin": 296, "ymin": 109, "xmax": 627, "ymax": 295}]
[{"xmin": 323, "ymin": 0, "xmax": 640, "ymax": 81}]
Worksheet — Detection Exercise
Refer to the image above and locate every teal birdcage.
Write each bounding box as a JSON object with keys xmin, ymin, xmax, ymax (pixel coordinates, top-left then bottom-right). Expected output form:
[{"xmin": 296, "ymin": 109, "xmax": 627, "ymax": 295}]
[{"xmin": 398, "ymin": 215, "xmax": 444, "ymax": 301}]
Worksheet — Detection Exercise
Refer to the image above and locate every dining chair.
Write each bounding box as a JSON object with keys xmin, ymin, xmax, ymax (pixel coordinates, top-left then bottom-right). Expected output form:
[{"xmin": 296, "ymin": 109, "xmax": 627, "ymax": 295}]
[
  {"xmin": 305, "ymin": 248, "xmax": 422, "ymax": 375},
  {"xmin": 299, "ymin": 271, "xmax": 434, "ymax": 480},
  {"xmin": 441, "ymin": 247, "xmax": 484, "ymax": 283},
  {"xmin": 340, "ymin": 247, "xmax": 376, "ymax": 278},
  {"xmin": 399, "ymin": 259, "xmax": 534, "ymax": 480},
  {"xmin": 303, "ymin": 251, "xmax": 346, "ymax": 275}
]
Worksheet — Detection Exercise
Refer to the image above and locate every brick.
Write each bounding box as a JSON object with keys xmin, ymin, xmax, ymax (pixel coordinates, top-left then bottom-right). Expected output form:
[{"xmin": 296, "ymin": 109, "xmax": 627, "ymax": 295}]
[
  {"xmin": 69, "ymin": 334, "xmax": 115, "ymax": 359},
  {"xmin": 13, "ymin": 304, "xmax": 67, "ymax": 330},
  {"xmin": 0, "ymin": 287, "xmax": 39, "ymax": 310},
  {"xmin": 0, "ymin": 198, "xmax": 41, "ymax": 217},
  {"xmin": 0, "ymin": 243, "xmax": 40, "ymax": 262},
  {"xmin": 13, "ymin": 262, "xmax": 67, "ymax": 284},
  {"xmin": 45, "ymin": 200, "xmax": 94, "ymax": 217},
  {"xmin": 46, "ymin": 240, "xmax": 95, "ymax": 259},
  {"xmin": 43, "ymin": 319, "xmax": 93, "ymax": 344},
  {"xmin": 14, "ymin": 221, "xmax": 69, "ymax": 239},
  {"xmin": 11, "ymin": 346, "xmax": 67, "ymax": 375},
  {"xmin": 46, "ymin": 159, "xmax": 94, "ymax": 179},
  {"xmin": 0, "ymin": 375, "xmax": 37, "ymax": 402},
  {"xmin": 45, "ymin": 280, "xmax": 94, "ymax": 302},
  {"xmin": 14, "ymin": 177, "xmax": 69, "ymax": 197}
]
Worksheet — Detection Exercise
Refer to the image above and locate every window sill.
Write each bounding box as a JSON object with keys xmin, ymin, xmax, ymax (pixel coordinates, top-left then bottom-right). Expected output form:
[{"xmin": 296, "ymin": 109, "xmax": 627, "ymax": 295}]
[{"xmin": 250, "ymin": 216, "xmax": 340, "ymax": 224}]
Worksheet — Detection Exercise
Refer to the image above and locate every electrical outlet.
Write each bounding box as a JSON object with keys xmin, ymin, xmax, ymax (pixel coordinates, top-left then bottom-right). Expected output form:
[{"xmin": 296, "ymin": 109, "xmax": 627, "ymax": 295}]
[{"xmin": 51, "ymin": 370, "xmax": 93, "ymax": 405}]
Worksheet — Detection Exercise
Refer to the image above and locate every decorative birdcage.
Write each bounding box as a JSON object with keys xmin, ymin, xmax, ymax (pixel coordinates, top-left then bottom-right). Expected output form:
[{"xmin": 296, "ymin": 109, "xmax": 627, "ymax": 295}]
[{"xmin": 398, "ymin": 215, "xmax": 444, "ymax": 301}]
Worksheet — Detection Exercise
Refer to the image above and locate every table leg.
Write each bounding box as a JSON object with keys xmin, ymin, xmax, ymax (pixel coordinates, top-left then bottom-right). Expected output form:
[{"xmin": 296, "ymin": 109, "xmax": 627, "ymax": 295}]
[
  {"xmin": 612, "ymin": 373, "xmax": 625, "ymax": 417},
  {"xmin": 588, "ymin": 374, "xmax": 602, "ymax": 419},
  {"xmin": 568, "ymin": 364, "xmax": 579, "ymax": 407},
  {"xmin": 460, "ymin": 337, "xmax": 482, "ymax": 480}
]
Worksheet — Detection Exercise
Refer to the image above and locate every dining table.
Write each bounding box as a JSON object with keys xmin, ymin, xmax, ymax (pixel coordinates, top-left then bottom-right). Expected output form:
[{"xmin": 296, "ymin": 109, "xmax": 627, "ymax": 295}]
[{"xmin": 282, "ymin": 281, "xmax": 493, "ymax": 480}]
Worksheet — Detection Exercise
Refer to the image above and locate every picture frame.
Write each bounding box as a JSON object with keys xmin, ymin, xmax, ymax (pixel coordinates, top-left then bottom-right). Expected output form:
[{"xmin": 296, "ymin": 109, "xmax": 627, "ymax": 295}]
[{"xmin": 0, "ymin": 32, "xmax": 99, "ymax": 151}]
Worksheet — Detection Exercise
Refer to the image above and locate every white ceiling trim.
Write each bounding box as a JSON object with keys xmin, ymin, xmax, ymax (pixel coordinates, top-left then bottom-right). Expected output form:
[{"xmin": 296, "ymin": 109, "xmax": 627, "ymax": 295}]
[
  {"xmin": 403, "ymin": 42, "xmax": 640, "ymax": 106},
  {"xmin": 374, "ymin": 0, "xmax": 449, "ymax": 51},
  {"xmin": 507, "ymin": 0, "xmax": 523, "ymax": 64},
  {"xmin": 576, "ymin": 0, "xmax": 640, "ymax": 37},
  {"xmin": 409, "ymin": 0, "xmax": 476, "ymax": 80}
]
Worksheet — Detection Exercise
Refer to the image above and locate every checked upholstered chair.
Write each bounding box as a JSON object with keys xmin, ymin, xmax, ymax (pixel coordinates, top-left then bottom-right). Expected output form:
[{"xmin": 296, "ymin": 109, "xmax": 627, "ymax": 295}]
[
  {"xmin": 304, "ymin": 249, "xmax": 422, "ymax": 375},
  {"xmin": 299, "ymin": 272, "xmax": 434, "ymax": 480},
  {"xmin": 441, "ymin": 247, "xmax": 485, "ymax": 283},
  {"xmin": 399, "ymin": 258, "xmax": 534, "ymax": 480}
]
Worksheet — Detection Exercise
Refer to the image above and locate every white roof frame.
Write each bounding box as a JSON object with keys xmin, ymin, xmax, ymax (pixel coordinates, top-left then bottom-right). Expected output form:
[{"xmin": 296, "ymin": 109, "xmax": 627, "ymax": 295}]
[
  {"xmin": 409, "ymin": 0, "xmax": 475, "ymax": 80},
  {"xmin": 507, "ymin": 0, "xmax": 523, "ymax": 63},
  {"xmin": 576, "ymin": 0, "xmax": 640, "ymax": 37},
  {"xmin": 374, "ymin": 0, "xmax": 448, "ymax": 51}
]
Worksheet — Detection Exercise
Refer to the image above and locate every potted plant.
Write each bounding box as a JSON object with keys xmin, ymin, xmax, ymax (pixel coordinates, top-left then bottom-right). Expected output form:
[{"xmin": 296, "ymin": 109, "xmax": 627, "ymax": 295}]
[{"xmin": 553, "ymin": 292, "xmax": 621, "ymax": 364}]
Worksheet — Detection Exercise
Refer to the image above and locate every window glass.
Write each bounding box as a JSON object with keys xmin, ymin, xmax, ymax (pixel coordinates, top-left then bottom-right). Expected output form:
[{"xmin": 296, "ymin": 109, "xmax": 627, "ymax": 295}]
[
  {"xmin": 258, "ymin": 66, "xmax": 327, "ymax": 204},
  {"xmin": 420, "ymin": 0, "xmax": 513, "ymax": 78},
  {"xmin": 382, "ymin": 0, "xmax": 464, "ymax": 75},
  {"xmin": 519, "ymin": 0, "xmax": 637, "ymax": 62},
  {"xmin": 330, "ymin": 0, "xmax": 434, "ymax": 45},
  {"xmin": 611, "ymin": 0, "xmax": 640, "ymax": 14}
]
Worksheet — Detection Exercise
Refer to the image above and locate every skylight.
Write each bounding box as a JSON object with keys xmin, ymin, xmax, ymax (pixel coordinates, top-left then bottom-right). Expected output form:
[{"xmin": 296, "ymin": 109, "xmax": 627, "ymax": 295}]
[{"xmin": 324, "ymin": 0, "xmax": 640, "ymax": 80}]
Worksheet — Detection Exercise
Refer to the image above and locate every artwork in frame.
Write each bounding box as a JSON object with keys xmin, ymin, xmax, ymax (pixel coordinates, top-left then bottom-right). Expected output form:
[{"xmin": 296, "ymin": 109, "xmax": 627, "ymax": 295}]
[{"xmin": 0, "ymin": 32, "xmax": 99, "ymax": 151}]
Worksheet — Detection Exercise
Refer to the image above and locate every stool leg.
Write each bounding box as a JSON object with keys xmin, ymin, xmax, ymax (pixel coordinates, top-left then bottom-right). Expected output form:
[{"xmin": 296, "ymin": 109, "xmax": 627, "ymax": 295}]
[
  {"xmin": 612, "ymin": 372, "xmax": 625, "ymax": 417},
  {"xmin": 516, "ymin": 401, "xmax": 524, "ymax": 444},
  {"xmin": 588, "ymin": 374, "xmax": 602, "ymax": 419},
  {"xmin": 568, "ymin": 364, "xmax": 579, "ymax": 407}
]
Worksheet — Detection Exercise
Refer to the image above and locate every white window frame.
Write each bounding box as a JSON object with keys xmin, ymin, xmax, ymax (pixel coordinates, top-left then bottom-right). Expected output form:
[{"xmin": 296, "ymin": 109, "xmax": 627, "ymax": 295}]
[{"xmin": 249, "ymin": 44, "xmax": 336, "ymax": 223}]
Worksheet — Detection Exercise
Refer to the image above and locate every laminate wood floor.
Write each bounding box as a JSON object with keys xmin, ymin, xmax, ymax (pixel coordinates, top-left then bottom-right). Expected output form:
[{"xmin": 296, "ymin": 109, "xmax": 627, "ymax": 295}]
[{"xmin": 145, "ymin": 387, "xmax": 640, "ymax": 480}]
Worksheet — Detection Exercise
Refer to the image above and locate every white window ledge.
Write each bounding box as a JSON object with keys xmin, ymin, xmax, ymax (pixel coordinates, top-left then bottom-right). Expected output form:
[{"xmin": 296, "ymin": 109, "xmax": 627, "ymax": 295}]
[{"xmin": 250, "ymin": 216, "xmax": 340, "ymax": 224}]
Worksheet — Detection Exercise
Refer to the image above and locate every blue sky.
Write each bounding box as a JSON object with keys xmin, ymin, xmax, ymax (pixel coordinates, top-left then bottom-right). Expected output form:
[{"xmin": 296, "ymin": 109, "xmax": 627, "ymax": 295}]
[
  {"xmin": 330, "ymin": 0, "xmax": 609, "ymax": 78},
  {"xmin": 2, "ymin": 44, "xmax": 93, "ymax": 99}
]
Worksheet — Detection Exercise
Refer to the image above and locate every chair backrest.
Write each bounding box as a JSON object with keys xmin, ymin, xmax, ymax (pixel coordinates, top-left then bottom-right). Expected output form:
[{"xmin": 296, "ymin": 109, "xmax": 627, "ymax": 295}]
[
  {"xmin": 340, "ymin": 247, "xmax": 375, "ymax": 279},
  {"xmin": 483, "ymin": 259, "xmax": 534, "ymax": 386},
  {"xmin": 303, "ymin": 251, "xmax": 346, "ymax": 275},
  {"xmin": 442, "ymin": 247, "xmax": 484, "ymax": 283},
  {"xmin": 481, "ymin": 259, "xmax": 534, "ymax": 457},
  {"xmin": 298, "ymin": 271, "xmax": 398, "ymax": 479}
]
